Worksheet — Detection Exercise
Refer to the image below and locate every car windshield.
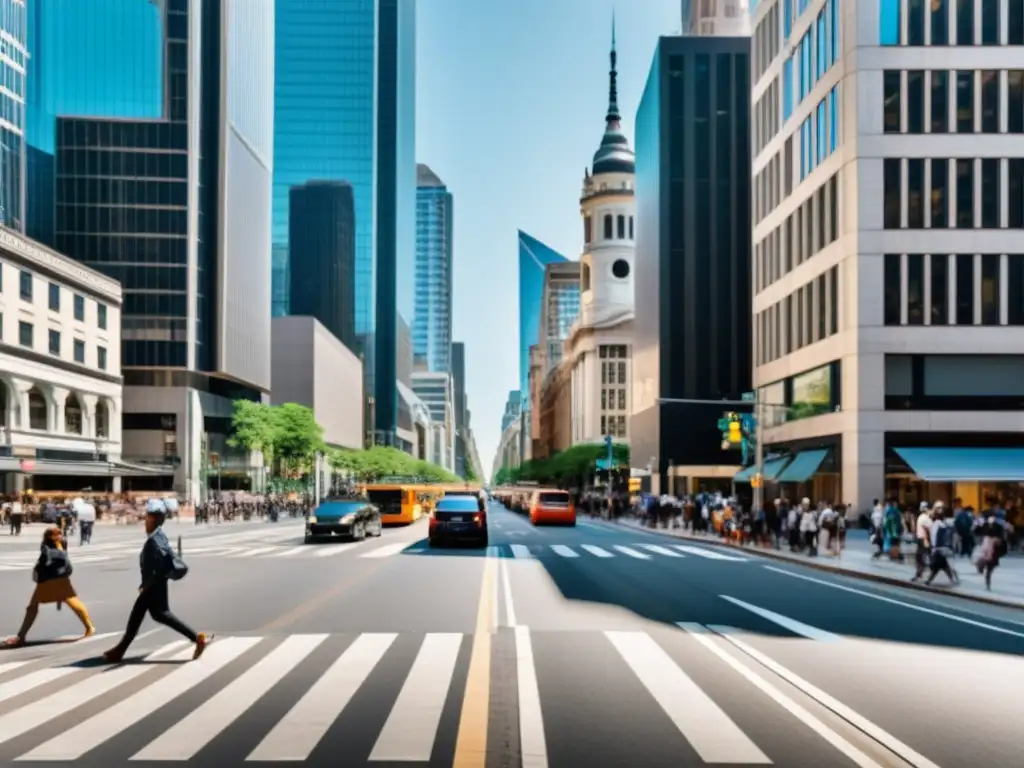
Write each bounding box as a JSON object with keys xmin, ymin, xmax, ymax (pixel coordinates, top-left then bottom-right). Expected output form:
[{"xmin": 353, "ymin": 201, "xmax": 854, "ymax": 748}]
[
  {"xmin": 436, "ymin": 498, "xmax": 481, "ymax": 513},
  {"xmin": 539, "ymin": 492, "xmax": 570, "ymax": 506},
  {"xmin": 316, "ymin": 500, "xmax": 364, "ymax": 514}
]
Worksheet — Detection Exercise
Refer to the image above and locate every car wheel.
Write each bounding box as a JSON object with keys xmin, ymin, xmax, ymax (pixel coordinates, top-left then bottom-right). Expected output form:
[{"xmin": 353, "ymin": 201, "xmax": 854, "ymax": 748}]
[
  {"xmin": 353, "ymin": 523, "xmax": 365, "ymax": 541},
  {"xmin": 373, "ymin": 522, "xmax": 383, "ymax": 537},
  {"xmin": 304, "ymin": 533, "xmax": 312, "ymax": 544}
]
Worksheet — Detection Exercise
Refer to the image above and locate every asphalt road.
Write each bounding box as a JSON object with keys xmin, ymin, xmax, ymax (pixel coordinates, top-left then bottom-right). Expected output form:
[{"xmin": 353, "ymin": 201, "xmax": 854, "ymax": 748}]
[{"xmin": 0, "ymin": 502, "xmax": 1022, "ymax": 767}]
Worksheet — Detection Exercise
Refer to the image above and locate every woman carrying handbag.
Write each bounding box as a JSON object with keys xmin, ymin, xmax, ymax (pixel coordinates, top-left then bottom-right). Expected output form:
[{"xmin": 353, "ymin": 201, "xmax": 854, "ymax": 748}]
[{"xmin": 7, "ymin": 526, "xmax": 94, "ymax": 646}]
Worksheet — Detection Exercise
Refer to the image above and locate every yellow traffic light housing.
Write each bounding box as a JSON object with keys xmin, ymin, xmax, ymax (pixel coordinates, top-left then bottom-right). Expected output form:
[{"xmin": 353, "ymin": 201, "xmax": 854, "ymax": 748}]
[{"xmin": 728, "ymin": 421, "xmax": 742, "ymax": 443}]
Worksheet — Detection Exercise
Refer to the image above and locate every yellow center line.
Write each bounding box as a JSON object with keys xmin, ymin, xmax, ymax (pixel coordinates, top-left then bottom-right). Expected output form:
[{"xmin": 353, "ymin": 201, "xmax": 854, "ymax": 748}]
[{"xmin": 453, "ymin": 556, "xmax": 496, "ymax": 767}]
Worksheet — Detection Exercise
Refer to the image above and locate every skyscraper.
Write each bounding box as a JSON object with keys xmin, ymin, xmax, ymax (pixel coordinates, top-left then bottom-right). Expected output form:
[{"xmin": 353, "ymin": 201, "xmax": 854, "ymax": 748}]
[
  {"xmin": 682, "ymin": 0, "xmax": 751, "ymax": 35},
  {"xmin": 414, "ymin": 164, "xmax": 453, "ymax": 373},
  {"xmin": 518, "ymin": 230, "xmax": 567, "ymax": 397},
  {"xmin": 450, "ymin": 340, "xmax": 467, "ymax": 475},
  {"xmin": 25, "ymin": 0, "xmax": 164, "ymax": 246},
  {"xmin": 289, "ymin": 181, "xmax": 357, "ymax": 352},
  {"xmin": 273, "ymin": 0, "xmax": 416, "ymax": 445},
  {"xmin": 51, "ymin": 0, "xmax": 274, "ymax": 498},
  {"xmin": 0, "ymin": 0, "xmax": 26, "ymax": 232}
]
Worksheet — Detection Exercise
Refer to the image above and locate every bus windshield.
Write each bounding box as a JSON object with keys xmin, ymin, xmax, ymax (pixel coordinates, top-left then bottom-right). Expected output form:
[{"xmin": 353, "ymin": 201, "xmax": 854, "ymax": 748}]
[{"xmin": 366, "ymin": 489, "xmax": 403, "ymax": 515}]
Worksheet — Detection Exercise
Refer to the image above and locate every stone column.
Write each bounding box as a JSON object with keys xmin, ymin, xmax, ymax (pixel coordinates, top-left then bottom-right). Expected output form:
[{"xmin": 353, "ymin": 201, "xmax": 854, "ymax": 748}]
[
  {"xmin": 50, "ymin": 387, "xmax": 69, "ymax": 433},
  {"xmin": 10, "ymin": 378, "xmax": 34, "ymax": 430},
  {"xmin": 79, "ymin": 394, "xmax": 98, "ymax": 438}
]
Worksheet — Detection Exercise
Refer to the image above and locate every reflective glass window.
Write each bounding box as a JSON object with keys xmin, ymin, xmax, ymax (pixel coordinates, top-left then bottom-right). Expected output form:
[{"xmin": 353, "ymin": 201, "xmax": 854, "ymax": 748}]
[
  {"xmin": 981, "ymin": 0, "xmax": 999, "ymax": 44},
  {"xmin": 981, "ymin": 71, "xmax": 999, "ymax": 132},
  {"xmin": 981, "ymin": 158, "xmax": 999, "ymax": 228},
  {"xmin": 1010, "ymin": 72, "xmax": 1024, "ymax": 133},
  {"xmin": 884, "ymin": 158, "xmax": 902, "ymax": 228},
  {"xmin": 956, "ymin": 159, "xmax": 974, "ymax": 227},
  {"xmin": 957, "ymin": 0, "xmax": 974, "ymax": 44},
  {"xmin": 880, "ymin": 0, "xmax": 900, "ymax": 44},
  {"xmin": 956, "ymin": 71, "xmax": 974, "ymax": 132},
  {"xmin": 883, "ymin": 71, "xmax": 901, "ymax": 133},
  {"xmin": 907, "ymin": 159, "xmax": 925, "ymax": 229},
  {"xmin": 908, "ymin": 0, "xmax": 925, "ymax": 45},
  {"xmin": 931, "ymin": 0, "xmax": 949, "ymax": 44},
  {"xmin": 884, "ymin": 254, "xmax": 901, "ymax": 324},
  {"xmin": 907, "ymin": 71, "xmax": 925, "ymax": 133},
  {"xmin": 931, "ymin": 158, "xmax": 948, "ymax": 228},
  {"xmin": 931, "ymin": 255, "xmax": 948, "ymax": 324},
  {"xmin": 931, "ymin": 71, "xmax": 948, "ymax": 132}
]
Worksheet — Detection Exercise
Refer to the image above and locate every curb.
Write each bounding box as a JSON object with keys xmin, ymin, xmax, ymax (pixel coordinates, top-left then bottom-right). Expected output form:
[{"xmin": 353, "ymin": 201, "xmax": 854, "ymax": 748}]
[{"xmin": 591, "ymin": 518, "xmax": 1024, "ymax": 611}]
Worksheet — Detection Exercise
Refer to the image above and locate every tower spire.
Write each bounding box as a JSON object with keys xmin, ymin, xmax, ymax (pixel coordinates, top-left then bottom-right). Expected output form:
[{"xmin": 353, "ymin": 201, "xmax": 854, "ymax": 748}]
[{"xmin": 606, "ymin": 11, "xmax": 620, "ymax": 125}]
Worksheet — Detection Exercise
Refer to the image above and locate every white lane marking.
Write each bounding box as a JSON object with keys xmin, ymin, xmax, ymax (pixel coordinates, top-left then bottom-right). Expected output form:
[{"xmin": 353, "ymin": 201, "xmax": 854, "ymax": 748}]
[
  {"xmin": 247, "ymin": 634, "xmax": 396, "ymax": 761},
  {"xmin": 50, "ymin": 630, "xmax": 120, "ymax": 646},
  {"xmin": 501, "ymin": 558, "xmax": 517, "ymax": 627},
  {"xmin": 672, "ymin": 545, "xmax": 747, "ymax": 561},
  {"xmin": 0, "ymin": 661, "xmax": 30, "ymax": 677},
  {"xmin": 640, "ymin": 544, "xmax": 685, "ymax": 558},
  {"xmin": 486, "ymin": 546, "xmax": 500, "ymax": 558},
  {"xmin": 580, "ymin": 544, "xmax": 614, "ymax": 558},
  {"xmin": 315, "ymin": 543, "xmax": 362, "ymax": 557},
  {"xmin": 235, "ymin": 546, "xmax": 278, "ymax": 557},
  {"xmin": 68, "ymin": 555, "xmax": 113, "ymax": 564},
  {"xmin": 707, "ymin": 624, "xmax": 942, "ymax": 768},
  {"xmin": 21, "ymin": 637, "xmax": 262, "ymax": 761},
  {"xmin": 613, "ymin": 545, "xmax": 650, "ymax": 560},
  {"xmin": 511, "ymin": 544, "xmax": 533, "ymax": 559},
  {"xmin": 131, "ymin": 635, "xmax": 328, "ymax": 761},
  {"xmin": 765, "ymin": 566, "xmax": 1024, "ymax": 640},
  {"xmin": 719, "ymin": 596, "xmax": 842, "ymax": 642},
  {"xmin": 550, "ymin": 545, "xmax": 579, "ymax": 558},
  {"xmin": 678, "ymin": 624, "xmax": 883, "ymax": 768},
  {"xmin": 272, "ymin": 546, "xmax": 308, "ymax": 557},
  {"xmin": 360, "ymin": 542, "xmax": 409, "ymax": 559},
  {"xmin": 0, "ymin": 667, "xmax": 80, "ymax": 704},
  {"xmin": 605, "ymin": 631, "xmax": 769, "ymax": 764},
  {"xmin": 368, "ymin": 633, "xmax": 463, "ymax": 762},
  {"xmin": 515, "ymin": 626, "xmax": 547, "ymax": 768},
  {"xmin": 0, "ymin": 641, "xmax": 185, "ymax": 747}
]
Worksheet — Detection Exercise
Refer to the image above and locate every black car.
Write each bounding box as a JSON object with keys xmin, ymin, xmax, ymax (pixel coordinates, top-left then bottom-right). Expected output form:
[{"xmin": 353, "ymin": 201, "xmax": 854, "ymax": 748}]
[
  {"xmin": 429, "ymin": 496, "xmax": 488, "ymax": 547},
  {"xmin": 305, "ymin": 499, "xmax": 382, "ymax": 543}
]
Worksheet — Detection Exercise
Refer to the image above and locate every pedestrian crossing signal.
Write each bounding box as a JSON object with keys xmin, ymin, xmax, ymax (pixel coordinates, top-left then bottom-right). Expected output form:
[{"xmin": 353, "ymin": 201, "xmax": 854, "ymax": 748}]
[{"xmin": 628, "ymin": 477, "xmax": 641, "ymax": 492}]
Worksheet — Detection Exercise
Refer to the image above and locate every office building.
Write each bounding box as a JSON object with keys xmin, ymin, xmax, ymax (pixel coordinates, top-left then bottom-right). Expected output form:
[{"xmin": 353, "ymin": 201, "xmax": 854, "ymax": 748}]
[
  {"xmin": 53, "ymin": 0, "xmax": 274, "ymax": 498},
  {"xmin": 450, "ymin": 340, "xmax": 468, "ymax": 475},
  {"xmin": 413, "ymin": 164, "xmax": 453, "ymax": 373},
  {"xmin": 632, "ymin": 35, "xmax": 752, "ymax": 495},
  {"xmin": 501, "ymin": 390, "xmax": 522, "ymax": 433},
  {"xmin": 539, "ymin": 262, "xmax": 581, "ymax": 375},
  {"xmin": 518, "ymin": 231, "xmax": 568, "ymax": 397},
  {"xmin": 745, "ymin": 0, "xmax": 1024, "ymax": 511},
  {"xmin": 288, "ymin": 181, "xmax": 356, "ymax": 353},
  {"xmin": 411, "ymin": 371, "xmax": 455, "ymax": 472},
  {"xmin": 273, "ymin": 0, "xmax": 416, "ymax": 446},
  {"xmin": 565, "ymin": 29, "xmax": 636, "ymax": 446},
  {"xmin": 682, "ymin": 0, "xmax": 751, "ymax": 36},
  {"xmin": 1, "ymin": 0, "xmax": 26, "ymax": 232},
  {"xmin": 25, "ymin": 0, "xmax": 164, "ymax": 246}
]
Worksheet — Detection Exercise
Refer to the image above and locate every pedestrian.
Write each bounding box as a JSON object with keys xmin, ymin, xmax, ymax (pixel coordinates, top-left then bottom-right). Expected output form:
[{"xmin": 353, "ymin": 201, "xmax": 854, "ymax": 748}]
[
  {"xmin": 911, "ymin": 502, "xmax": 933, "ymax": 581},
  {"xmin": 74, "ymin": 497, "xmax": 96, "ymax": 544},
  {"xmin": 7, "ymin": 527, "xmax": 94, "ymax": 646},
  {"xmin": 924, "ymin": 507, "xmax": 958, "ymax": 586},
  {"xmin": 103, "ymin": 499, "xmax": 212, "ymax": 662}
]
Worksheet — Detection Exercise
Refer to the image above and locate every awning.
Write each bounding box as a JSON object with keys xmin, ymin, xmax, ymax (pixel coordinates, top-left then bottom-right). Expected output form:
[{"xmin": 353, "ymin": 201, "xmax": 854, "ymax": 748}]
[
  {"xmin": 776, "ymin": 449, "xmax": 829, "ymax": 483},
  {"xmin": 734, "ymin": 456, "xmax": 792, "ymax": 483},
  {"xmin": 0, "ymin": 458, "xmax": 173, "ymax": 477},
  {"xmin": 894, "ymin": 447, "xmax": 1024, "ymax": 482}
]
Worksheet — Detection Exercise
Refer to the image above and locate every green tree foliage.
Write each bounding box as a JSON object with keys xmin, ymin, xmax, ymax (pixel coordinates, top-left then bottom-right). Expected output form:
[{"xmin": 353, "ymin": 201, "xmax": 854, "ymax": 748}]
[
  {"xmin": 227, "ymin": 400, "xmax": 278, "ymax": 464},
  {"xmin": 462, "ymin": 462, "xmax": 477, "ymax": 482},
  {"xmin": 492, "ymin": 466, "xmax": 511, "ymax": 485},
  {"xmin": 328, "ymin": 446, "xmax": 458, "ymax": 483},
  {"xmin": 274, "ymin": 403, "xmax": 325, "ymax": 470},
  {"xmin": 502, "ymin": 442, "xmax": 629, "ymax": 486}
]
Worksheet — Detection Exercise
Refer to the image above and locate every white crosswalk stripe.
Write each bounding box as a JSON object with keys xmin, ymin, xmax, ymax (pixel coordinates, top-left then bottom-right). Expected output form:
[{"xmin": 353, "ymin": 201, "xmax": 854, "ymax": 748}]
[
  {"xmin": 639, "ymin": 544, "xmax": 685, "ymax": 557},
  {"xmin": 580, "ymin": 544, "xmax": 614, "ymax": 557},
  {"xmin": 550, "ymin": 544, "xmax": 579, "ymax": 558},
  {"xmin": 672, "ymin": 544, "xmax": 747, "ymax": 561},
  {"xmin": 0, "ymin": 610, "xmax": 931, "ymax": 766},
  {"xmin": 612, "ymin": 545, "xmax": 650, "ymax": 559}
]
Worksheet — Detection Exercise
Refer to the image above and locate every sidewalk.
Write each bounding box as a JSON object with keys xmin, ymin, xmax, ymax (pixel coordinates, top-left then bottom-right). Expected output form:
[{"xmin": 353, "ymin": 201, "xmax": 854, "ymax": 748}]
[{"xmin": 607, "ymin": 518, "xmax": 1024, "ymax": 609}]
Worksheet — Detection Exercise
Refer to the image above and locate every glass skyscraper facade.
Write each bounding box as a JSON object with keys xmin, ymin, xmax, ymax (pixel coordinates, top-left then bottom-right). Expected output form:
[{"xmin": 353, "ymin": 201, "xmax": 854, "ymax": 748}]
[
  {"xmin": 518, "ymin": 230, "xmax": 567, "ymax": 396},
  {"xmin": 273, "ymin": 0, "xmax": 416, "ymax": 444},
  {"xmin": 25, "ymin": 0, "xmax": 164, "ymax": 246},
  {"xmin": 0, "ymin": 0, "xmax": 27, "ymax": 232},
  {"xmin": 413, "ymin": 164, "xmax": 453, "ymax": 373}
]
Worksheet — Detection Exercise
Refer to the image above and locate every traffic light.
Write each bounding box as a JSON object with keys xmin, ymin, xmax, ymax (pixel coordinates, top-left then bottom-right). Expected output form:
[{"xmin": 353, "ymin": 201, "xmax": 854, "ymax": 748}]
[
  {"xmin": 628, "ymin": 477, "xmax": 641, "ymax": 492},
  {"xmin": 727, "ymin": 415, "xmax": 742, "ymax": 444}
]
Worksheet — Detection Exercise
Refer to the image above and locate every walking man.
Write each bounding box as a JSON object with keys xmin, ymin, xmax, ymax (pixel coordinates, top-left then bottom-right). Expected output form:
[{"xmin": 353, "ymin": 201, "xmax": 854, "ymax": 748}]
[{"xmin": 103, "ymin": 499, "xmax": 211, "ymax": 662}]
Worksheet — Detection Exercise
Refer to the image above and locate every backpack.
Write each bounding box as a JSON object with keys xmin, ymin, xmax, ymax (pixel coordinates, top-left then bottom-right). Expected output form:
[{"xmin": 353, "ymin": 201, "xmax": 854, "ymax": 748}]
[
  {"xmin": 166, "ymin": 551, "xmax": 189, "ymax": 581},
  {"xmin": 934, "ymin": 522, "xmax": 954, "ymax": 551}
]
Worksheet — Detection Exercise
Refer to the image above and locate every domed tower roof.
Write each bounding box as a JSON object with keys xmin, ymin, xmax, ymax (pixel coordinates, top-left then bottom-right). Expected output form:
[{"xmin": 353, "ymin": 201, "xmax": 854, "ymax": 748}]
[{"xmin": 592, "ymin": 15, "xmax": 635, "ymax": 176}]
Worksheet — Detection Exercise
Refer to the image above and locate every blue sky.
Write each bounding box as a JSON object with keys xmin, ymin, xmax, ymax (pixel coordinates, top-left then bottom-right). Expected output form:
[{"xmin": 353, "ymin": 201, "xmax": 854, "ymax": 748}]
[{"xmin": 416, "ymin": 0, "xmax": 681, "ymax": 475}]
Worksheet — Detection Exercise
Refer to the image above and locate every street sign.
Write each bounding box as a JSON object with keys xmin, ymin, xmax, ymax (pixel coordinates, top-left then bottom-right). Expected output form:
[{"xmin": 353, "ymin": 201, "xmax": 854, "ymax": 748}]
[
  {"xmin": 596, "ymin": 458, "xmax": 612, "ymax": 470},
  {"xmin": 742, "ymin": 391, "xmax": 755, "ymax": 402}
]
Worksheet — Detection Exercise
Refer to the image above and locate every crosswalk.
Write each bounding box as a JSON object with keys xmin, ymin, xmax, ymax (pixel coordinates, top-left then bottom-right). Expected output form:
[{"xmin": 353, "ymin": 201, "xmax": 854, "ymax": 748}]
[
  {"xmin": 0, "ymin": 605, "xmax": 926, "ymax": 765},
  {"xmin": 502, "ymin": 542, "xmax": 747, "ymax": 561}
]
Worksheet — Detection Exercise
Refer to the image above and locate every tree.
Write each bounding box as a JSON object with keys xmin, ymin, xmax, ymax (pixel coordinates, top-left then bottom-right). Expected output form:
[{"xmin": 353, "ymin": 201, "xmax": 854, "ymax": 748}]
[
  {"xmin": 228, "ymin": 401, "xmax": 278, "ymax": 465},
  {"xmin": 273, "ymin": 403, "xmax": 324, "ymax": 472},
  {"xmin": 505, "ymin": 442, "xmax": 630, "ymax": 487},
  {"xmin": 329, "ymin": 446, "xmax": 458, "ymax": 483},
  {"xmin": 493, "ymin": 466, "xmax": 511, "ymax": 485},
  {"xmin": 462, "ymin": 463, "xmax": 477, "ymax": 482}
]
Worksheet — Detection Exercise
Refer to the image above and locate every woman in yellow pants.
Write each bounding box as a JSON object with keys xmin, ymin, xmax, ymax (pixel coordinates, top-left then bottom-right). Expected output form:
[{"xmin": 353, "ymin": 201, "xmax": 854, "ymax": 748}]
[{"xmin": 8, "ymin": 526, "xmax": 94, "ymax": 646}]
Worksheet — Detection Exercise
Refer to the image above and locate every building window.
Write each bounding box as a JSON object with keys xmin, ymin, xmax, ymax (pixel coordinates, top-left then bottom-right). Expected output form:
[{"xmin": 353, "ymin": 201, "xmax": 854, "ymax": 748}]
[
  {"xmin": 931, "ymin": 71, "xmax": 948, "ymax": 133},
  {"xmin": 628, "ymin": 216, "xmax": 634, "ymax": 239},
  {"xmin": 97, "ymin": 346, "xmax": 108, "ymax": 371},
  {"xmin": 981, "ymin": 159, "xmax": 999, "ymax": 228},
  {"xmin": 73, "ymin": 294, "xmax": 85, "ymax": 321},
  {"xmin": 18, "ymin": 321, "xmax": 32, "ymax": 348},
  {"xmin": 73, "ymin": 339, "xmax": 85, "ymax": 364},
  {"xmin": 907, "ymin": 0, "xmax": 925, "ymax": 44},
  {"xmin": 1011, "ymin": 159, "xmax": 1024, "ymax": 227},
  {"xmin": 931, "ymin": 254, "xmax": 949, "ymax": 324},
  {"xmin": 828, "ymin": 266, "xmax": 838, "ymax": 335},
  {"xmin": 1011, "ymin": 1, "xmax": 1024, "ymax": 45},
  {"xmin": 48, "ymin": 283, "xmax": 59, "ymax": 312},
  {"xmin": 931, "ymin": 158, "xmax": 948, "ymax": 227},
  {"xmin": 932, "ymin": 0, "xmax": 949, "ymax": 44},
  {"xmin": 18, "ymin": 271, "xmax": 31, "ymax": 301},
  {"xmin": 981, "ymin": 71, "xmax": 999, "ymax": 132},
  {"xmin": 907, "ymin": 159, "xmax": 925, "ymax": 228},
  {"xmin": 600, "ymin": 415, "xmax": 607, "ymax": 436},
  {"xmin": 601, "ymin": 389, "xmax": 607, "ymax": 409},
  {"xmin": 616, "ymin": 214, "xmax": 625, "ymax": 239},
  {"xmin": 97, "ymin": 304, "xmax": 108, "ymax": 330},
  {"xmin": 907, "ymin": 254, "xmax": 924, "ymax": 324},
  {"xmin": 981, "ymin": 254, "xmax": 1000, "ymax": 324},
  {"xmin": 48, "ymin": 329, "xmax": 60, "ymax": 356},
  {"xmin": 883, "ymin": 71, "xmax": 901, "ymax": 133},
  {"xmin": 956, "ymin": 72, "xmax": 973, "ymax": 132},
  {"xmin": 581, "ymin": 262, "xmax": 591, "ymax": 291},
  {"xmin": 583, "ymin": 216, "xmax": 592, "ymax": 245},
  {"xmin": 957, "ymin": 0, "xmax": 974, "ymax": 45},
  {"xmin": 956, "ymin": 159, "xmax": 974, "ymax": 227},
  {"xmin": 981, "ymin": 0, "xmax": 999, "ymax": 44},
  {"xmin": 880, "ymin": 0, "xmax": 900, "ymax": 44},
  {"xmin": 1010, "ymin": 72, "xmax": 1024, "ymax": 133},
  {"xmin": 884, "ymin": 159, "xmax": 901, "ymax": 228},
  {"xmin": 96, "ymin": 402, "xmax": 109, "ymax": 439},
  {"xmin": 907, "ymin": 71, "xmax": 925, "ymax": 132},
  {"xmin": 618, "ymin": 389, "xmax": 626, "ymax": 410},
  {"xmin": 65, "ymin": 395, "xmax": 82, "ymax": 435},
  {"xmin": 616, "ymin": 415, "xmax": 626, "ymax": 436},
  {"xmin": 603, "ymin": 214, "xmax": 612, "ymax": 239},
  {"xmin": 1010, "ymin": 255, "xmax": 1024, "ymax": 324},
  {"xmin": 955, "ymin": 254, "xmax": 974, "ymax": 324},
  {"xmin": 617, "ymin": 362, "xmax": 626, "ymax": 384},
  {"xmin": 28, "ymin": 388, "xmax": 46, "ymax": 431},
  {"xmin": 884, "ymin": 254, "xmax": 901, "ymax": 324}
]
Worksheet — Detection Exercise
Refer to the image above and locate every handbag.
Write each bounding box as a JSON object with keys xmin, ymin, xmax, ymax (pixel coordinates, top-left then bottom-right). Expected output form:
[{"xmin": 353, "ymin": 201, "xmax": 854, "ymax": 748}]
[{"xmin": 165, "ymin": 551, "xmax": 189, "ymax": 581}]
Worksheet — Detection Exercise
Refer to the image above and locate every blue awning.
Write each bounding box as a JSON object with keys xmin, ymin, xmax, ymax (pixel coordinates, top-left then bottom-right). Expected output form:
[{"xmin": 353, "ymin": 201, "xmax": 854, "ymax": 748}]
[
  {"xmin": 894, "ymin": 447, "xmax": 1024, "ymax": 482},
  {"xmin": 734, "ymin": 456, "xmax": 792, "ymax": 483},
  {"xmin": 776, "ymin": 449, "xmax": 829, "ymax": 483}
]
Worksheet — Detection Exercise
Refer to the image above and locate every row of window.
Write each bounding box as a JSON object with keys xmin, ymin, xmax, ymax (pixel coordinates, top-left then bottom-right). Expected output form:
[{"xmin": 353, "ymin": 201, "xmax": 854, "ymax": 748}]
[
  {"xmin": 880, "ymin": 0, "xmax": 1024, "ymax": 47},
  {"xmin": 583, "ymin": 214, "xmax": 634, "ymax": 245},
  {"xmin": 598, "ymin": 344, "xmax": 628, "ymax": 358},
  {"xmin": 57, "ymin": 148, "xmax": 189, "ymax": 180},
  {"xmin": 601, "ymin": 414, "xmax": 628, "ymax": 438},
  {"xmin": 754, "ymin": 78, "xmax": 780, "ymax": 154},
  {"xmin": 782, "ymin": 0, "xmax": 840, "ymax": 120},
  {"xmin": 754, "ymin": 136, "xmax": 791, "ymax": 224},
  {"xmin": 600, "ymin": 388, "xmax": 628, "ymax": 412},
  {"xmin": 755, "ymin": 173, "xmax": 840, "ymax": 294},
  {"xmin": 883, "ymin": 253, "xmax": 1024, "ymax": 326},
  {"xmin": 883, "ymin": 70, "xmax": 1024, "ymax": 135},
  {"xmin": 599, "ymin": 360, "xmax": 627, "ymax": 386},
  {"xmin": 13, "ymin": 320, "xmax": 109, "ymax": 369},
  {"xmin": 753, "ymin": 0, "xmax": 780, "ymax": 82},
  {"xmin": 7, "ymin": 266, "xmax": 109, "ymax": 328},
  {"xmin": 756, "ymin": 266, "xmax": 841, "ymax": 366},
  {"xmin": 883, "ymin": 157, "xmax": 1024, "ymax": 230},
  {"xmin": 799, "ymin": 85, "xmax": 839, "ymax": 181}
]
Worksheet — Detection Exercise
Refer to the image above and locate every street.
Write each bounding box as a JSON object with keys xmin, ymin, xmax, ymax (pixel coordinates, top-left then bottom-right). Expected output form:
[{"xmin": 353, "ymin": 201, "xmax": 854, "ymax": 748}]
[{"xmin": 0, "ymin": 504, "xmax": 1022, "ymax": 767}]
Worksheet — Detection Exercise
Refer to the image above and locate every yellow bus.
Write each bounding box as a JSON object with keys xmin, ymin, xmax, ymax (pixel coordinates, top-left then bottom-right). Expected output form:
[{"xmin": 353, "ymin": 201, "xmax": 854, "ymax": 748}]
[{"xmin": 361, "ymin": 483, "xmax": 424, "ymax": 525}]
